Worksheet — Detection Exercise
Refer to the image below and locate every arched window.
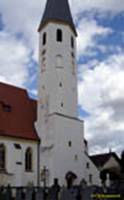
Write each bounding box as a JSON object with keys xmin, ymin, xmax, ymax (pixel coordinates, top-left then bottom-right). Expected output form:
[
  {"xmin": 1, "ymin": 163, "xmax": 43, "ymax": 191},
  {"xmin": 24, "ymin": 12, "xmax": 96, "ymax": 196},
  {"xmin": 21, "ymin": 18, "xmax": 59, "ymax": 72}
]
[
  {"xmin": 25, "ymin": 148, "xmax": 33, "ymax": 172},
  {"xmin": 43, "ymin": 32, "xmax": 46, "ymax": 45},
  {"xmin": 71, "ymin": 36, "xmax": 74, "ymax": 48},
  {"xmin": 57, "ymin": 29, "xmax": 62, "ymax": 42},
  {"xmin": 0, "ymin": 144, "xmax": 6, "ymax": 170}
]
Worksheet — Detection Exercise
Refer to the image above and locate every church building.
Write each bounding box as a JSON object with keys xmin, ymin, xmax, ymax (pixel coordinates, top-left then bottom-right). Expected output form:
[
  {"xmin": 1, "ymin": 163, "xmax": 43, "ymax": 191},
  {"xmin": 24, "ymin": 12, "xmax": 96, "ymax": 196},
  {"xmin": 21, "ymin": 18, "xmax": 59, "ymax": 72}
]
[{"xmin": 0, "ymin": 0, "xmax": 100, "ymax": 186}]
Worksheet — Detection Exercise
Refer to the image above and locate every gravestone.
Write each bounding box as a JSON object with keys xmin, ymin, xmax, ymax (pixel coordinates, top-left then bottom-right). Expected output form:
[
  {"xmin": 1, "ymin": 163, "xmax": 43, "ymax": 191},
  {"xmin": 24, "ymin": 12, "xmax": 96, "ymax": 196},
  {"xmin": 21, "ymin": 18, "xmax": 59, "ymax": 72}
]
[
  {"xmin": 47, "ymin": 187, "xmax": 59, "ymax": 200},
  {"xmin": 47, "ymin": 179, "xmax": 60, "ymax": 200},
  {"xmin": 119, "ymin": 178, "xmax": 124, "ymax": 198},
  {"xmin": 16, "ymin": 188, "xmax": 23, "ymax": 200},
  {"xmin": 60, "ymin": 189, "xmax": 76, "ymax": 200},
  {"xmin": 69, "ymin": 187, "xmax": 81, "ymax": 199},
  {"xmin": 5, "ymin": 187, "xmax": 12, "ymax": 200},
  {"xmin": 81, "ymin": 186, "xmax": 97, "ymax": 200},
  {"xmin": 0, "ymin": 188, "xmax": 5, "ymax": 200},
  {"xmin": 25, "ymin": 188, "xmax": 33, "ymax": 200},
  {"xmin": 35, "ymin": 188, "xmax": 44, "ymax": 200}
]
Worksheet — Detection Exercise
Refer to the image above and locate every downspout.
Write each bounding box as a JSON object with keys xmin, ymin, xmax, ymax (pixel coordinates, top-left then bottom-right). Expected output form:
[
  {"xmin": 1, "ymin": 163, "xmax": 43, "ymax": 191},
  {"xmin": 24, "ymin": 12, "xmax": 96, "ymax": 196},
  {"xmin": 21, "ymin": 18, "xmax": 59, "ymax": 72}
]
[{"xmin": 37, "ymin": 139, "xmax": 41, "ymax": 186}]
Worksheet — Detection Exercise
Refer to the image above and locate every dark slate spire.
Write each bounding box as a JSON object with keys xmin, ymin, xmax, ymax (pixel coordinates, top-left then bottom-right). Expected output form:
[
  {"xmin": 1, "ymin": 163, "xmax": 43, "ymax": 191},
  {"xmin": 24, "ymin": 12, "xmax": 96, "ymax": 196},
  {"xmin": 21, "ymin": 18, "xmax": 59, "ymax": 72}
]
[{"xmin": 38, "ymin": 0, "xmax": 77, "ymax": 35}]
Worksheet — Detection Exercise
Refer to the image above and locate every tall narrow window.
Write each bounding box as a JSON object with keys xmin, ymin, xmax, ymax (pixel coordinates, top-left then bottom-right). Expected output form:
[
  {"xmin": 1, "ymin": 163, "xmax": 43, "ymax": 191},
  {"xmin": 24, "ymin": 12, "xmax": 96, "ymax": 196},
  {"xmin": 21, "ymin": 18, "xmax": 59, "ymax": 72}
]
[
  {"xmin": 86, "ymin": 162, "xmax": 90, "ymax": 169},
  {"xmin": 43, "ymin": 32, "xmax": 46, "ymax": 45},
  {"xmin": 57, "ymin": 29, "xmax": 62, "ymax": 42},
  {"xmin": 0, "ymin": 144, "xmax": 6, "ymax": 170},
  {"xmin": 59, "ymin": 82, "xmax": 62, "ymax": 87},
  {"xmin": 71, "ymin": 36, "xmax": 74, "ymax": 48},
  {"xmin": 89, "ymin": 174, "xmax": 92, "ymax": 183},
  {"xmin": 68, "ymin": 141, "xmax": 72, "ymax": 147},
  {"xmin": 25, "ymin": 148, "xmax": 32, "ymax": 172},
  {"xmin": 61, "ymin": 102, "xmax": 64, "ymax": 107}
]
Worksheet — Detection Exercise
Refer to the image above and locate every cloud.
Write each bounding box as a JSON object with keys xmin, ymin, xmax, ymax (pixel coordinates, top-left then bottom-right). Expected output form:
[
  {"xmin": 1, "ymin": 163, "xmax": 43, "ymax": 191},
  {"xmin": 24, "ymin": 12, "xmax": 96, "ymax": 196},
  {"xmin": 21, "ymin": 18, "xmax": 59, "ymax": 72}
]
[
  {"xmin": 0, "ymin": 0, "xmax": 123, "ymax": 53},
  {"xmin": 77, "ymin": 18, "xmax": 112, "ymax": 58},
  {"xmin": 0, "ymin": 0, "xmax": 42, "ymax": 62},
  {"xmin": 0, "ymin": 0, "xmax": 122, "ymax": 67},
  {"xmin": 78, "ymin": 53, "xmax": 124, "ymax": 155},
  {"xmin": 0, "ymin": 31, "xmax": 30, "ymax": 87},
  {"xmin": 70, "ymin": 0, "xmax": 124, "ymax": 17}
]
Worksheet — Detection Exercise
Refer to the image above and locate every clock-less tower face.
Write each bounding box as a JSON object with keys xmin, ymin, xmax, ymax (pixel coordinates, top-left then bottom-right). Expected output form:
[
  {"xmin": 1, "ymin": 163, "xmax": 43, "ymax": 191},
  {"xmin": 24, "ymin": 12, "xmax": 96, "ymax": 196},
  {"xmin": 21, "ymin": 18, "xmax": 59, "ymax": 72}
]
[{"xmin": 38, "ymin": 22, "xmax": 78, "ymax": 118}]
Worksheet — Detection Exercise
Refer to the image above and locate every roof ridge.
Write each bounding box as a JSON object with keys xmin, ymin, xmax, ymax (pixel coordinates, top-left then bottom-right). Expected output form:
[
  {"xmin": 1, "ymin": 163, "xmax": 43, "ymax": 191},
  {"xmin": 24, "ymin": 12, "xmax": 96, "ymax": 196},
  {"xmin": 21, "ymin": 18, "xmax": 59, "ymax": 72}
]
[
  {"xmin": 0, "ymin": 82, "xmax": 27, "ymax": 92},
  {"xmin": 90, "ymin": 152, "xmax": 115, "ymax": 157}
]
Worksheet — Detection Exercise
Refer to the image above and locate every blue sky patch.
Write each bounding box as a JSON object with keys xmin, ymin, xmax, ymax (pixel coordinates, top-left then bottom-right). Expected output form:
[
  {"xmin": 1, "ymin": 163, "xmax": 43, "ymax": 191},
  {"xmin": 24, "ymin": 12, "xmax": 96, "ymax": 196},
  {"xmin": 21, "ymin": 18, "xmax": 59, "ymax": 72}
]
[{"xmin": 0, "ymin": 14, "xmax": 4, "ymax": 31}]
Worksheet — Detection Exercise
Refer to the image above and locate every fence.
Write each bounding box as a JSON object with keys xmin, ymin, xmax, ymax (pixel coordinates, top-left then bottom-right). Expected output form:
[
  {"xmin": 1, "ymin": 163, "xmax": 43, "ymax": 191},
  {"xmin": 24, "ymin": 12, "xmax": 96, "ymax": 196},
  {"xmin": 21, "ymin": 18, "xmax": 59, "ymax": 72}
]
[{"xmin": 0, "ymin": 184, "xmax": 124, "ymax": 200}]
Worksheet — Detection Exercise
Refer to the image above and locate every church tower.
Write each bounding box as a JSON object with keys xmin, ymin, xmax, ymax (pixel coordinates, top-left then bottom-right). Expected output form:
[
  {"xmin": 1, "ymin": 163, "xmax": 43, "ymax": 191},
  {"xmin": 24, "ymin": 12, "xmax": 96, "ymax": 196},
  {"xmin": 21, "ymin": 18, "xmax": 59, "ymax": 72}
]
[
  {"xmin": 38, "ymin": 0, "xmax": 78, "ymax": 118},
  {"xmin": 36, "ymin": 0, "xmax": 99, "ymax": 186}
]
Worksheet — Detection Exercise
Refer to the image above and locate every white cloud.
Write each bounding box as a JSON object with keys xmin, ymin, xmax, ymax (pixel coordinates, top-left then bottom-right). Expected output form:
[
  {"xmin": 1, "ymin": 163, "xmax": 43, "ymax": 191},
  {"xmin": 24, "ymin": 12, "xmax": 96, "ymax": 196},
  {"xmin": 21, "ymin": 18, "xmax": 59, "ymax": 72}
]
[
  {"xmin": 77, "ymin": 18, "xmax": 112, "ymax": 58},
  {"xmin": 0, "ymin": 0, "xmax": 42, "ymax": 63},
  {"xmin": 0, "ymin": 0, "xmax": 123, "ymax": 56},
  {"xmin": 30, "ymin": 89, "xmax": 38, "ymax": 97},
  {"xmin": 70, "ymin": 0, "xmax": 124, "ymax": 17},
  {"xmin": 0, "ymin": 31, "xmax": 30, "ymax": 87},
  {"xmin": 78, "ymin": 53, "xmax": 124, "ymax": 155}
]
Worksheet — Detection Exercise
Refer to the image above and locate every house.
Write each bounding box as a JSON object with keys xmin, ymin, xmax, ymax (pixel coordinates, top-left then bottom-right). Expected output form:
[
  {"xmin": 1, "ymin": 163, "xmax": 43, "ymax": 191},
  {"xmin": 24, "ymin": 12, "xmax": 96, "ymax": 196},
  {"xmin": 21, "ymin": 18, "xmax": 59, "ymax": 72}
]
[{"xmin": 90, "ymin": 152, "xmax": 121, "ymax": 182}]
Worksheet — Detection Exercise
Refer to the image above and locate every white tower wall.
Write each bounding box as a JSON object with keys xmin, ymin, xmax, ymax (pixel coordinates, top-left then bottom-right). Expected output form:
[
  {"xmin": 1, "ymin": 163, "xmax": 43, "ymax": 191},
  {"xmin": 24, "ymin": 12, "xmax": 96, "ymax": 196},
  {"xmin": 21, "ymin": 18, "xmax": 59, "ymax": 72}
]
[
  {"xmin": 38, "ymin": 23, "xmax": 78, "ymax": 120},
  {"xmin": 36, "ymin": 18, "xmax": 100, "ymax": 186}
]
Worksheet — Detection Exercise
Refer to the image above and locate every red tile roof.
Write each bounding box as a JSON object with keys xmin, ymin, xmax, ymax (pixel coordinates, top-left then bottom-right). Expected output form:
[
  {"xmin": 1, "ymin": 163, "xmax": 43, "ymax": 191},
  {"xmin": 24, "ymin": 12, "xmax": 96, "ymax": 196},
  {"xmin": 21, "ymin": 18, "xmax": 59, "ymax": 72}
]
[{"xmin": 0, "ymin": 82, "xmax": 39, "ymax": 141}]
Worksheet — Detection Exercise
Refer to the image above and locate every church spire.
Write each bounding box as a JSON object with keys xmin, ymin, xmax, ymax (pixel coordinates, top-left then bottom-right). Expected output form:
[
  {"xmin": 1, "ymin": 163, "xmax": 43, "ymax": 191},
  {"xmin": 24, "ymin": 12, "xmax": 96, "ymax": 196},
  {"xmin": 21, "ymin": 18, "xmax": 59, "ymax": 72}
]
[{"xmin": 38, "ymin": 0, "xmax": 77, "ymax": 35}]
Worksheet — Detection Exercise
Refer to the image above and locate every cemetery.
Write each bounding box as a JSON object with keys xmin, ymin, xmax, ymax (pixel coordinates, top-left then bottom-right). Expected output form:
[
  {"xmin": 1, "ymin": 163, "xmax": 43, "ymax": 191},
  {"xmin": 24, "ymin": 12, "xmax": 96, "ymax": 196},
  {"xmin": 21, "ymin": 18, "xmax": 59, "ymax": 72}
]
[
  {"xmin": 0, "ymin": 183, "xmax": 124, "ymax": 200},
  {"xmin": 0, "ymin": 173, "xmax": 124, "ymax": 200}
]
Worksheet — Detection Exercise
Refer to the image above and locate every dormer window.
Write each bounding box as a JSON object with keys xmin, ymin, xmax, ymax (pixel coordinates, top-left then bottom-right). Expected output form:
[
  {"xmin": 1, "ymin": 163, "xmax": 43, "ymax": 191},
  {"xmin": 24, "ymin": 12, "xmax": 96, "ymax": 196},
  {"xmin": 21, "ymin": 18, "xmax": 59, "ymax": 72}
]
[
  {"xmin": 57, "ymin": 29, "xmax": 62, "ymax": 42},
  {"xmin": 14, "ymin": 144, "xmax": 21, "ymax": 149},
  {"xmin": 43, "ymin": 32, "xmax": 46, "ymax": 45},
  {"xmin": 3, "ymin": 104, "xmax": 11, "ymax": 112}
]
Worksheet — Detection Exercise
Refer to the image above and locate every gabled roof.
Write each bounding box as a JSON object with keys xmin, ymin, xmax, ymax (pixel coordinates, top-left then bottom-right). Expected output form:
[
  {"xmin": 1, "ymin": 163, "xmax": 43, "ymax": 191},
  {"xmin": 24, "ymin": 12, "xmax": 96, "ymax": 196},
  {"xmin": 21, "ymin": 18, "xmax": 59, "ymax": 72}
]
[
  {"xmin": 38, "ymin": 0, "xmax": 77, "ymax": 35},
  {"xmin": 0, "ymin": 82, "xmax": 39, "ymax": 141},
  {"xmin": 90, "ymin": 152, "xmax": 120, "ymax": 168}
]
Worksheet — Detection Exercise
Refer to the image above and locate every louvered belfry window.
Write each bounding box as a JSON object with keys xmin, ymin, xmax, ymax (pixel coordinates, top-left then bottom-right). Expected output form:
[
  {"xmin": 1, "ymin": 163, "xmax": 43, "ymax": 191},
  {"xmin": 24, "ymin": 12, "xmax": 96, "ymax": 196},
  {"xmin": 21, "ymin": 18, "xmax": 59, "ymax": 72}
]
[
  {"xmin": 43, "ymin": 32, "xmax": 47, "ymax": 45},
  {"xmin": 57, "ymin": 29, "xmax": 62, "ymax": 42}
]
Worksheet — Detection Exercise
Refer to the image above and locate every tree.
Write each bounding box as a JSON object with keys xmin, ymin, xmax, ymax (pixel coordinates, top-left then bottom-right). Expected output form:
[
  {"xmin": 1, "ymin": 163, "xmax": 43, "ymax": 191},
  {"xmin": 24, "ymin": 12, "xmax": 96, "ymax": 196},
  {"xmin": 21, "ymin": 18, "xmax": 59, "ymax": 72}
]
[
  {"xmin": 100, "ymin": 170, "xmax": 107, "ymax": 188},
  {"xmin": 121, "ymin": 150, "xmax": 124, "ymax": 173}
]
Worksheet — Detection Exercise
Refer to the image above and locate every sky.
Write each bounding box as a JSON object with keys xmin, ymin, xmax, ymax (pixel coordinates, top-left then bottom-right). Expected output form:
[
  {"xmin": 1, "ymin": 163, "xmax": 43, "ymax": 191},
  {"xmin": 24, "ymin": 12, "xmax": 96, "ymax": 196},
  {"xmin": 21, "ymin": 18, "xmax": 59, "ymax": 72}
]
[{"xmin": 0, "ymin": 0, "xmax": 124, "ymax": 156}]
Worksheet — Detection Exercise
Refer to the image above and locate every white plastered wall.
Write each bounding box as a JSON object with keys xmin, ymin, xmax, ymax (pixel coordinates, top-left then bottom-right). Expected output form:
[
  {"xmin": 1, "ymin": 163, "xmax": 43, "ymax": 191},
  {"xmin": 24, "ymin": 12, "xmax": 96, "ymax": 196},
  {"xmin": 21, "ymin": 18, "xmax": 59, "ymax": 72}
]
[
  {"xmin": 0, "ymin": 136, "xmax": 38, "ymax": 186},
  {"xmin": 39, "ymin": 113, "xmax": 100, "ymax": 186}
]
